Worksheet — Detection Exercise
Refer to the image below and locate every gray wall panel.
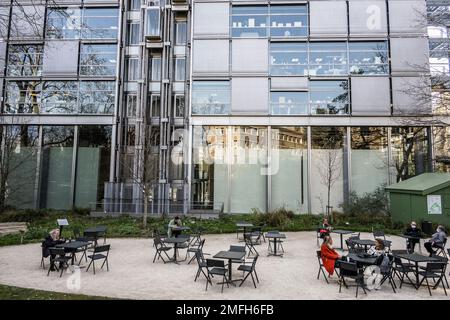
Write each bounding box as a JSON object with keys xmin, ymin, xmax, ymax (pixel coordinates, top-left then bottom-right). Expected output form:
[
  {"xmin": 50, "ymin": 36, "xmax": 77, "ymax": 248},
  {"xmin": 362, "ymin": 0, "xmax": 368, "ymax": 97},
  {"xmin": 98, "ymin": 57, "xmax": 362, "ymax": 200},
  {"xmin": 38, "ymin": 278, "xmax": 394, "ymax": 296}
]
[
  {"xmin": 351, "ymin": 77, "xmax": 390, "ymax": 115},
  {"xmin": 271, "ymin": 77, "xmax": 308, "ymax": 90},
  {"xmin": 392, "ymin": 76, "xmax": 432, "ymax": 115},
  {"xmin": 232, "ymin": 39, "xmax": 268, "ymax": 74},
  {"xmin": 388, "ymin": 0, "xmax": 427, "ymax": 36},
  {"xmin": 193, "ymin": 40, "xmax": 229, "ymax": 75},
  {"xmin": 310, "ymin": 1, "xmax": 347, "ymax": 37},
  {"xmin": 390, "ymin": 37, "xmax": 429, "ymax": 75},
  {"xmin": 43, "ymin": 41, "xmax": 79, "ymax": 76},
  {"xmin": 349, "ymin": 0, "xmax": 388, "ymax": 36},
  {"xmin": 193, "ymin": 2, "xmax": 229, "ymax": 36},
  {"xmin": 232, "ymin": 78, "xmax": 268, "ymax": 114}
]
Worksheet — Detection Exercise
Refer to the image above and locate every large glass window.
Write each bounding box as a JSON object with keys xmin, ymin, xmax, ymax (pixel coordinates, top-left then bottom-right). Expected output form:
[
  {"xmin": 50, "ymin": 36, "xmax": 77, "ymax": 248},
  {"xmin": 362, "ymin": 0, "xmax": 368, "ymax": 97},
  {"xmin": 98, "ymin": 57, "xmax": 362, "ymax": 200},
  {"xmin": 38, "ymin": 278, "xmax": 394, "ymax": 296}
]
[
  {"xmin": 129, "ymin": 0, "xmax": 141, "ymax": 11},
  {"xmin": 126, "ymin": 93, "xmax": 137, "ymax": 117},
  {"xmin": 46, "ymin": 8, "xmax": 82, "ymax": 39},
  {"xmin": 4, "ymin": 81, "xmax": 42, "ymax": 114},
  {"xmin": 311, "ymin": 127, "xmax": 346, "ymax": 214},
  {"xmin": 271, "ymin": 92, "xmax": 308, "ymax": 115},
  {"xmin": 230, "ymin": 126, "xmax": 267, "ymax": 213},
  {"xmin": 2, "ymin": 125, "xmax": 39, "ymax": 209},
  {"xmin": 80, "ymin": 44, "xmax": 117, "ymax": 76},
  {"xmin": 231, "ymin": 6, "xmax": 268, "ymax": 38},
  {"xmin": 149, "ymin": 94, "xmax": 161, "ymax": 118},
  {"xmin": 270, "ymin": 42, "xmax": 308, "ymax": 76},
  {"xmin": 271, "ymin": 127, "xmax": 308, "ymax": 213},
  {"xmin": 309, "ymin": 42, "xmax": 348, "ymax": 76},
  {"xmin": 429, "ymin": 39, "xmax": 449, "ymax": 74},
  {"xmin": 310, "ymin": 80, "xmax": 349, "ymax": 115},
  {"xmin": 41, "ymin": 81, "xmax": 79, "ymax": 114},
  {"xmin": 125, "ymin": 57, "xmax": 140, "ymax": 81},
  {"xmin": 351, "ymin": 127, "xmax": 389, "ymax": 195},
  {"xmin": 174, "ymin": 95, "xmax": 185, "ymax": 118},
  {"xmin": 270, "ymin": 5, "xmax": 308, "ymax": 38},
  {"xmin": 82, "ymin": 8, "xmax": 119, "ymax": 39},
  {"xmin": 79, "ymin": 81, "xmax": 116, "ymax": 114},
  {"xmin": 75, "ymin": 126, "xmax": 112, "ymax": 208},
  {"xmin": 146, "ymin": 7, "xmax": 161, "ymax": 38},
  {"xmin": 127, "ymin": 22, "xmax": 140, "ymax": 45},
  {"xmin": 174, "ymin": 57, "xmax": 185, "ymax": 81},
  {"xmin": 40, "ymin": 126, "xmax": 75, "ymax": 210},
  {"xmin": 175, "ymin": 21, "xmax": 187, "ymax": 45},
  {"xmin": 191, "ymin": 81, "xmax": 230, "ymax": 115},
  {"xmin": 192, "ymin": 126, "xmax": 228, "ymax": 212},
  {"xmin": 349, "ymin": 42, "xmax": 389, "ymax": 75},
  {"xmin": 7, "ymin": 45, "xmax": 43, "ymax": 77},
  {"xmin": 150, "ymin": 56, "xmax": 161, "ymax": 81}
]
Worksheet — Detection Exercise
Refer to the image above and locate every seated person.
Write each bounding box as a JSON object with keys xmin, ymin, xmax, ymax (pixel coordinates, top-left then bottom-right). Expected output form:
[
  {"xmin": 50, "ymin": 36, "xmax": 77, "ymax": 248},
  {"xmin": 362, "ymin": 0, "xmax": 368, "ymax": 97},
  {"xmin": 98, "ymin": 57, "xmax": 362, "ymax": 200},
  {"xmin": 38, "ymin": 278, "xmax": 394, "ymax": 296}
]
[
  {"xmin": 404, "ymin": 221, "xmax": 421, "ymax": 253},
  {"xmin": 424, "ymin": 225, "xmax": 447, "ymax": 257},
  {"xmin": 42, "ymin": 229, "xmax": 66, "ymax": 271},
  {"xmin": 319, "ymin": 217, "xmax": 332, "ymax": 239},
  {"xmin": 167, "ymin": 216, "xmax": 183, "ymax": 238},
  {"xmin": 367, "ymin": 238, "xmax": 386, "ymax": 257},
  {"xmin": 320, "ymin": 235, "xmax": 346, "ymax": 276}
]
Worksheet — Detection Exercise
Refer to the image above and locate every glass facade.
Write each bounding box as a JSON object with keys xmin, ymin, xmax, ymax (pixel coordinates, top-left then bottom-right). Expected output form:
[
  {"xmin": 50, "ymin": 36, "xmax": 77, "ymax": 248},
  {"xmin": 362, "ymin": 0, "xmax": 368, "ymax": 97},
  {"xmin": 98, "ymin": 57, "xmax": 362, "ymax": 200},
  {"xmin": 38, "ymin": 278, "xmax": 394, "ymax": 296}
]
[
  {"xmin": 349, "ymin": 42, "xmax": 389, "ymax": 75},
  {"xmin": 80, "ymin": 44, "xmax": 117, "ymax": 76},
  {"xmin": 310, "ymin": 80, "xmax": 349, "ymax": 115},
  {"xmin": 191, "ymin": 81, "xmax": 230, "ymax": 115},
  {"xmin": 270, "ymin": 43, "xmax": 308, "ymax": 76},
  {"xmin": 7, "ymin": 45, "xmax": 43, "ymax": 77},
  {"xmin": 309, "ymin": 42, "xmax": 347, "ymax": 76},
  {"xmin": 271, "ymin": 92, "xmax": 308, "ymax": 115}
]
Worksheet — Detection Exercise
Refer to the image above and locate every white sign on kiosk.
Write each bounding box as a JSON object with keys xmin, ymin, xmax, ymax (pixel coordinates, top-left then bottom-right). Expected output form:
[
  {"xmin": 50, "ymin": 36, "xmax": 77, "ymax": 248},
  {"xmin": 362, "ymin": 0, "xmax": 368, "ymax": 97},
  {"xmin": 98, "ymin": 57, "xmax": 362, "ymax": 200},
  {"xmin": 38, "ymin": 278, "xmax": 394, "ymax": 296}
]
[
  {"xmin": 57, "ymin": 219, "xmax": 69, "ymax": 226},
  {"xmin": 427, "ymin": 195, "xmax": 442, "ymax": 215}
]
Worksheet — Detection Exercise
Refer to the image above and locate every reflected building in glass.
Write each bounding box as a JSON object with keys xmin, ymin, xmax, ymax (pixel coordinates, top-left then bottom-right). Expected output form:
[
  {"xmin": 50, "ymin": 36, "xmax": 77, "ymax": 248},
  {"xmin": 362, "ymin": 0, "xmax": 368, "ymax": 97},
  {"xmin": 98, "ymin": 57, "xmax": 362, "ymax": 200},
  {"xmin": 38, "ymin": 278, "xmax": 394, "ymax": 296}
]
[{"xmin": 0, "ymin": 0, "xmax": 447, "ymax": 216}]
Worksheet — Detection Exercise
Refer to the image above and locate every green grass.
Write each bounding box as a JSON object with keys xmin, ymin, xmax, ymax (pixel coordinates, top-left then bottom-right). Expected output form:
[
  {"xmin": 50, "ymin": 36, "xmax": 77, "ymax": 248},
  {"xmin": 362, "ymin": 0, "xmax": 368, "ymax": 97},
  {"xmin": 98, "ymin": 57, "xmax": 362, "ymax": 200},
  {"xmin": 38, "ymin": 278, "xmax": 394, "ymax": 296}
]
[
  {"xmin": 0, "ymin": 208, "xmax": 408, "ymax": 247},
  {"xmin": 0, "ymin": 284, "xmax": 112, "ymax": 300}
]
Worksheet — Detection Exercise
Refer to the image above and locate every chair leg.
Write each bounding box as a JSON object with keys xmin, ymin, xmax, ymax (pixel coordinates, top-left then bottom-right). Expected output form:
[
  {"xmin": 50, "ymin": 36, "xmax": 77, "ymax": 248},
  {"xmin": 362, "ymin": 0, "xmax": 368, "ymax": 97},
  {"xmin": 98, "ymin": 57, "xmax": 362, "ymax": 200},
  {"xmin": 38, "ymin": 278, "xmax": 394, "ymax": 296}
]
[
  {"xmin": 425, "ymin": 278, "xmax": 432, "ymax": 296},
  {"xmin": 221, "ymin": 275, "xmax": 225, "ymax": 293},
  {"xmin": 86, "ymin": 259, "xmax": 93, "ymax": 272},
  {"xmin": 250, "ymin": 273, "xmax": 257, "ymax": 288},
  {"xmin": 239, "ymin": 272, "xmax": 251, "ymax": 287},
  {"xmin": 254, "ymin": 269, "xmax": 259, "ymax": 283},
  {"xmin": 153, "ymin": 251, "xmax": 158, "ymax": 263}
]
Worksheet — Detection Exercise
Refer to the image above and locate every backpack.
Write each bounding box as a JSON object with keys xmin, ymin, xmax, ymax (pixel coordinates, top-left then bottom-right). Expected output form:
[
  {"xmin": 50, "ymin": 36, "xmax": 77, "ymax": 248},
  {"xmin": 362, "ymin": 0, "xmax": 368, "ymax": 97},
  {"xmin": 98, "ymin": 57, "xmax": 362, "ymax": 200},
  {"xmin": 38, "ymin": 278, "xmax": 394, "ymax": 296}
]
[{"xmin": 376, "ymin": 254, "xmax": 390, "ymax": 274}]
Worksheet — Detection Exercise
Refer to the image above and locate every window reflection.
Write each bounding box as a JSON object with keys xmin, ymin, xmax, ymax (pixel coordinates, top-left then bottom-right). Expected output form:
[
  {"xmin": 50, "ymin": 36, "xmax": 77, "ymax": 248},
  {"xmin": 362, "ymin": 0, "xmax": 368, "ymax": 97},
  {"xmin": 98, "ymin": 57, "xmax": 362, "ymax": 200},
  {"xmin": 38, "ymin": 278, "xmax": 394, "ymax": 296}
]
[
  {"xmin": 271, "ymin": 92, "xmax": 308, "ymax": 115},
  {"xmin": 270, "ymin": 43, "xmax": 308, "ymax": 76},
  {"xmin": 7, "ymin": 45, "xmax": 43, "ymax": 77},
  {"xmin": 80, "ymin": 44, "xmax": 117, "ymax": 76},
  {"xmin": 309, "ymin": 42, "xmax": 348, "ymax": 76},
  {"xmin": 349, "ymin": 42, "xmax": 389, "ymax": 75},
  {"xmin": 192, "ymin": 81, "xmax": 230, "ymax": 115},
  {"xmin": 310, "ymin": 80, "xmax": 349, "ymax": 115}
]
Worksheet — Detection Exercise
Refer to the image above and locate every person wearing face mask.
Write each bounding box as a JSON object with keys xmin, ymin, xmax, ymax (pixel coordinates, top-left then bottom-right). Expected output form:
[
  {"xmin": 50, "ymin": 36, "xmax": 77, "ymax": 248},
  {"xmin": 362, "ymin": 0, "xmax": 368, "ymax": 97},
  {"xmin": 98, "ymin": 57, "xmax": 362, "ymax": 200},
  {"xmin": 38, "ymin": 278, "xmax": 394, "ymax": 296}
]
[
  {"xmin": 404, "ymin": 221, "xmax": 421, "ymax": 253},
  {"xmin": 424, "ymin": 225, "xmax": 447, "ymax": 257}
]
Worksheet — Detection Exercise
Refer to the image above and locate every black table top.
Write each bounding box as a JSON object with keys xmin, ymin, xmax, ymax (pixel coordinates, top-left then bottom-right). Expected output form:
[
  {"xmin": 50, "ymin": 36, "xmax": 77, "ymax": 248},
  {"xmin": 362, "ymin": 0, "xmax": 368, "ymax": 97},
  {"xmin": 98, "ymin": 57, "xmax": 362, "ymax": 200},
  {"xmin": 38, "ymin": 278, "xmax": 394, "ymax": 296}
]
[
  {"xmin": 398, "ymin": 234, "xmax": 421, "ymax": 240},
  {"xmin": 332, "ymin": 230, "xmax": 354, "ymax": 235},
  {"xmin": 214, "ymin": 251, "xmax": 246, "ymax": 261},
  {"xmin": 236, "ymin": 222, "xmax": 254, "ymax": 228},
  {"xmin": 56, "ymin": 241, "xmax": 91, "ymax": 250},
  {"xmin": 351, "ymin": 239, "xmax": 376, "ymax": 246},
  {"xmin": 347, "ymin": 253, "xmax": 378, "ymax": 265},
  {"xmin": 85, "ymin": 226, "xmax": 107, "ymax": 233},
  {"xmin": 266, "ymin": 233, "xmax": 286, "ymax": 239},
  {"xmin": 164, "ymin": 237, "xmax": 189, "ymax": 244},
  {"xmin": 171, "ymin": 226, "xmax": 190, "ymax": 231},
  {"xmin": 393, "ymin": 252, "xmax": 442, "ymax": 263}
]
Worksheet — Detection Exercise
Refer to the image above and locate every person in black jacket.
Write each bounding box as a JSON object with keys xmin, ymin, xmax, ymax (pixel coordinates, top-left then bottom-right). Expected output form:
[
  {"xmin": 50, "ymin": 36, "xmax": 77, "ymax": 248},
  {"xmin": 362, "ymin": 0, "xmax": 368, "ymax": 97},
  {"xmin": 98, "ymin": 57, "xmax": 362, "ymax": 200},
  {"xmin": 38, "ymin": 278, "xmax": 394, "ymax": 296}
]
[
  {"xmin": 42, "ymin": 229, "xmax": 66, "ymax": 271},
  {"xmin": 404, "ymin": 221, "xmax": 421, "ymax": 253}
]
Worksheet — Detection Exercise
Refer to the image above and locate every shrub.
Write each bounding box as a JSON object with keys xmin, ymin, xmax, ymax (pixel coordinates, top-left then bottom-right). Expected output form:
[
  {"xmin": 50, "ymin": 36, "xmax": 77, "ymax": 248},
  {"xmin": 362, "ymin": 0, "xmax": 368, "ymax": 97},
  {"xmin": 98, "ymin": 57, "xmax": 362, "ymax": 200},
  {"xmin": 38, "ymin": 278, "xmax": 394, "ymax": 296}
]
[
  {"xmin": 253, "ymin": 207, "xmax": 296, "ymax": 228},
  {"xmin": 339, "ymin": 185, "xmax": 389, "ymax": 217}
]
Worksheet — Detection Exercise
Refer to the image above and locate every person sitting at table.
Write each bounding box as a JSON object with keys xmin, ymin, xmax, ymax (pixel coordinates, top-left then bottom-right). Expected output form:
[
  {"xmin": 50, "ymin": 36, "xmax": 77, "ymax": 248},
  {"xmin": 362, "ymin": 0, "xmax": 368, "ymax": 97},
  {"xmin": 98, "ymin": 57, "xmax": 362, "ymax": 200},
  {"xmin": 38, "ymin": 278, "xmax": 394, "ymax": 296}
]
[
  {"xmin": 42, "ymin": 229, "xmax": 66, "ymax": 271},
  {"xmin": 320, "ymin": 235, "xmax": 346, "ymax": 276},
  {"xmin": 168, "ymin": 216, "xmax": 183, "ymax": 238},
  {"xmin": 404, "ymin": 221, "xmax": 421, "ymax": 253},
  {"xmin": 319, "ymin": 217, "xmax": 332, "ymax": 239},
  {"xmin": 424, "ymin": 225, "xmax": 447, "ymax": 257},
  {"xmin": 367, "ymin": 238, "xmax": 386, "ymax": 256}
]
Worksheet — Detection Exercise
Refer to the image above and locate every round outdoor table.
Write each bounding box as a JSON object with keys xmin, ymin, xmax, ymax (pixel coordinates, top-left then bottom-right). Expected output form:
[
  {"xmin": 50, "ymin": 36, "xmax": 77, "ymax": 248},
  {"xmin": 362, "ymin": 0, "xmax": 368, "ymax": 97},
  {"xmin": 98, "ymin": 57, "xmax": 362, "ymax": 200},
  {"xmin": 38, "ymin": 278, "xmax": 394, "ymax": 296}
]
[
  {"xmin": 347, "ymin": 253, "xmax": 378, "ymax": 267},
  {"xmin": 331, "ymin": 230, "xmax": 354, "ymax": 250},
  {"xmin": 163, "ymin": 237, "xmax": 189, "ymax": 263},
  {"xmin": 351, "ymin": 239, "xmax": 376, "ymax": 252}
]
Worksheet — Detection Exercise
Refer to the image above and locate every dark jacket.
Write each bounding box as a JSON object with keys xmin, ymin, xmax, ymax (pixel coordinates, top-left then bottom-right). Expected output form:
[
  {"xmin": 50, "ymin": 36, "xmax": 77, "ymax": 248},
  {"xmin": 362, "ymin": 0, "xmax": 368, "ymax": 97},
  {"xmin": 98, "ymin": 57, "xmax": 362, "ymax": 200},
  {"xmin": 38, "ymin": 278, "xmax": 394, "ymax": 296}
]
[
  {"xmin": 404, "ymin": 227, "xmax": 421, "ymax": 238},
  {"xmin": 42, "ymin": 235, "xmax": 65, "ymax": 258}
]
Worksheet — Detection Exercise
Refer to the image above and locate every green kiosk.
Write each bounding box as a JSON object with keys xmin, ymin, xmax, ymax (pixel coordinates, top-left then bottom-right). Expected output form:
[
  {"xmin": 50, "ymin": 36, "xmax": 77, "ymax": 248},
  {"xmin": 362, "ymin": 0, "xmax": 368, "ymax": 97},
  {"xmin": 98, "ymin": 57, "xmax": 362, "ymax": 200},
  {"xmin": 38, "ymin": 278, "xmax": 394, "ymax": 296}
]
[{"xmin": 386, "ymin": 173, "xmax": 450, "ymax": 230}]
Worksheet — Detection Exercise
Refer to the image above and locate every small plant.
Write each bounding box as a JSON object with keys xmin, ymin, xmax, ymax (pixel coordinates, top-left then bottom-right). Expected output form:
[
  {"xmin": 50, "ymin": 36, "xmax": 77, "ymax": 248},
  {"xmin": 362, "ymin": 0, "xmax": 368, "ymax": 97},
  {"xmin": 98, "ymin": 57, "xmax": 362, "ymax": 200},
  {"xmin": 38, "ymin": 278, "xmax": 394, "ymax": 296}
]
[{"xmin": 339, "ymin": 185, "xmax": 389, "ymax": 217}]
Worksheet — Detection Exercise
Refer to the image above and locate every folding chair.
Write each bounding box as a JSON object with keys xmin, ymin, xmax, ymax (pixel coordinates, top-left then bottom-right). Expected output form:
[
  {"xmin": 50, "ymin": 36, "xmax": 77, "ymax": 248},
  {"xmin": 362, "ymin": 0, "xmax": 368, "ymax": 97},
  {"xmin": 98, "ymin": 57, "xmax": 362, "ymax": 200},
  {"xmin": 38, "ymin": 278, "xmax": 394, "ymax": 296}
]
[
  {"xmin": 418, "ymin": 262, "xmax": 448, "ymax": 296},
  {"xmin": 40, "ymin": 244, "xmax": 48, "ymax": 269},
  {"xmin": 205, "ymin": 259, "xmax": 229, "ymax": 293},
  {"xmin": 244, "ymin": 233, "xmax": 259, "ymax": 257},
  {"xmin": 434, "ymin": 239, "xmax": 448, "ymax": 258},
  {"xmin": 153, "ymin": 236, "xmax": 172, "ymax": 263},
  {"xmin": 230, "ymin": 245, "xmax": 246, "ymax": 264},
  {"xmin": 47, "ymin": 247, "xmax": 71, "ymax": 278},
  {"xmin": 392, "ymin": 256, "xmax": 416, "ymax": 288},
  {"xmin": 238, "ymin": 255, "xmax": 259, "ymax": 288},
  {"xmin": 378, "ymin": 254, "xmax": 397, "ymax": 293},
  {"xmin": 194, "ymin": 249, "xmax": 209, "ymax": 282},
  {"xmin": 250, "ymin": 227, "xmax": 263, "ymax": 245},
  {"xmin": 187, "ymin": 238, "xmax": 206, "ymax": 264},
  {"xmin": 267, "ymin": 231, "xmax": 284, "ymax": 254},
  {"xmin": 338, "ymin": 261, "xmax": 366, "ymax": 298},
  {"xmin": 86, "ymin": 244, "xmax": 110, "ymax": 275},
  {"xmin": 316, "ymin": 250, "xmax": 329, "ymax": 284}
]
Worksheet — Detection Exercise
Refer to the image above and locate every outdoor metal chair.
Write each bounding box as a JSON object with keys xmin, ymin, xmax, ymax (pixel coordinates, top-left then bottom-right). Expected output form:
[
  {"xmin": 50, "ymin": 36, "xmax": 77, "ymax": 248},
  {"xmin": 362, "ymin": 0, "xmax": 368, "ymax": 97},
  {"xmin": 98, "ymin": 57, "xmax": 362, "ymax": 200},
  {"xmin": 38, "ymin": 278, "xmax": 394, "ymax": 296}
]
[
  {"xmin": 250, "ymin": 227, "xmax": 263, "ymax": 245},
  {"xmin": 153, "ymin": 235, "xmax": 172, "ymax": 263},
  {"xmin": 378, "ymin": 254, "xmax": 397, "ymax": 293},
  {"xmin": 373, "ymin": 230, "xmax": 392, "ymax": 251},
  {"xmin": 258, "ymin": 224, "xmax": 267, "ymax": 243},
  {"xmin": 236, "ymin": 225, "xmax": 244, "ymax": 239},
  {"xmin": 176, "ymin": 235, "xmax": 191, "ymax": 262},
  {"xmin": 205, "ymin": 259, "xmax": 229, "ymax": 293},
  {"xmin": 244, "ymin": 233, "xmax": 259, "ymax": 257},
  {"xmin": 189, "ymin": 227, "xmax": 204, "ymax": 247},
  {"xmin": 434, "ymin": 238, "xmax": 448, "ymax": 258},
  {"xmin": 316, "ymin": 250, "xmax": 329, "ymax": 284},
  {"xmin": 267, "ymin": 231, "xmax": 284, "ymax": 254},
  {"xmin": 40, "ymin": 244, "xmax": 48, "ymax": 269},
  {"xmin": 86, "ymin": 244, "xmax": 110, "ymax": 275},
  {"xmin": 230, "ymin": 245, "xmax": 246, "ymax": 264},
  {"xmin": 345, "ymin": 239, "xmax": 364, "ymax": 254},
  {"xmin": 418, "ymin": 262, "xmax": 448, "ymax": 296},
  {"xmin": 187, "ymin": 238, "xmax": 206, "ymax": 264},
  {"xmin": 238, "ymin": 255, "xmax": 259, "ymax": 288},
  {"xmin": 338, "ymin": 261, "xmax": 366, "ymax": 298},
  {"xmin": 47, "ymin": 247, "xmax": 71, "ymax": 278},
  {"xmin": 194, "ymin": 249, "xmax": 209, "ymax": 282},
  {"xmin": 392, "ymin": 256, "xmax": 416, "ymax": 288}
]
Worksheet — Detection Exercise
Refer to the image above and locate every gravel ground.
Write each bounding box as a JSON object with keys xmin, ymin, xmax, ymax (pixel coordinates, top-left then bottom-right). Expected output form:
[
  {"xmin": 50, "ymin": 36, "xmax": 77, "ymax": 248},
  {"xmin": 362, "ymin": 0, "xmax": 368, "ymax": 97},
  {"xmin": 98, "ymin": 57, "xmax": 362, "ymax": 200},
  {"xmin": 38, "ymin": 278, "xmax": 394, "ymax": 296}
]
[{"xmin": 0, "ymin": 231, "xmax": 448, "ymax": 300}]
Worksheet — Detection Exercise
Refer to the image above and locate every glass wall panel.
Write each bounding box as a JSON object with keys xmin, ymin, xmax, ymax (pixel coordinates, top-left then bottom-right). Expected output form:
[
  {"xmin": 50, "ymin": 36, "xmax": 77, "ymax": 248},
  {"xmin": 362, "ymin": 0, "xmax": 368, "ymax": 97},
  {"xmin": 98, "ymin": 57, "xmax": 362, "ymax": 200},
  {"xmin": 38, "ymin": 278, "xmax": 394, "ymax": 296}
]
[
  {"xmin": 82, "ymin": 8, "xmax": 119, "ymax": 39},
  {"xmin": 271, "ymin": 127, "xmax": 307, "ymax": 213},
  {"xmin": 230, "ymin": 126, "xmax": 267, "ymax": 213},
  {"xmin": 269, "ymin": 5, "xmax": 308, "ymax": 38},
  {"xmin": 79, "ymin": 81, "xmax": 116, "ymax": 114},
  {"xmin": 40, "ymin": 126, "xmax": 74, "ymax": 210},
  {"xmin": 192, "ymin": 126, "xmax": 228, "ymax": 212},
  {"xmin": 129, "ymin": 0, "xmax": 141, "ymax": 11},
  {"xmin": 174, "ymin": 57, "xmax": 186, "ymax": 81},
  {"xmin": 270, "ymin": 43, "xmax": 308, "ymax": 76},
  {"xmin": 125, "ymin": 57, "xmax": 140, "ymax": 81},
  {"xmin": 310, "ymin": 80, "xmax": 349, "ymax": 115},
  {"xmin": 126, "ymin": 93, "xmax": 137, "ymax": 117},
  {"xmin": 433, "ymin": 126, "xmax": 450, "ymax": 172},
  {"xmin": 175, "ymin": 21, "xmax": 187, "ymax": 45},
  {"xmin": 7, "ymin": 45, "xmax": 43, "ymax": 77},
  {"xmin": 351, "ymin": 127, "xmax": 389, "ymax": 195},
  {"xmin": 271, "ymin": 92, "xmax": 308, "ymax": 115},
  {"xmin": 150, "ymin": 56, "xmax": 161, "ymax": 81},
  {"xmin": 174, "ymin": 95, "xmax": 184, "ymax": 117},
  {"xmin": 41, "ymin": 81, "xmax": 78, "ymax": 114},
  {"xmin": 349, "ymin": 41, "xmax": 389, "ymax": 75},
  {"xmin": 390, "ymin": 127, "xmax": 430, "ymax": 182},
  {"xmin": 191, "ymin": 81, "xmax": 230, "ymax": 115},
  {"xmin": 46, "ymin": 8, "xmax": 82, "ymax": 39},
  {"xmin": 231, "ymin": 6, "xmax": 268, "ymax": 38},
  {"xmin": 127, "ymin": 22, "xmax": 140, "ymax": 45},
  {"xmin": 309, "ymin": 42, "xmax": 348, "ymax": 76},
  {"xmin": 5, "ymin": 81, "xmax": 42, "ymax": 114},
  {"xmin": 75, "ymin": 126, "xmax": 112, "ymax": 208},
  {"xmin": 2, "ymin": 125, "xmax": 39, "ymax": 209},
  {"xmin": 146, "ymin": 7, "xmax": 161, "ymax": 38},
  {"xmin": 80, "ymin": 44, "xmax": 117, "ymax": 76},
  {"xmin": 311, "ymin": 127, "xmax": 346, "ymax": 214}
]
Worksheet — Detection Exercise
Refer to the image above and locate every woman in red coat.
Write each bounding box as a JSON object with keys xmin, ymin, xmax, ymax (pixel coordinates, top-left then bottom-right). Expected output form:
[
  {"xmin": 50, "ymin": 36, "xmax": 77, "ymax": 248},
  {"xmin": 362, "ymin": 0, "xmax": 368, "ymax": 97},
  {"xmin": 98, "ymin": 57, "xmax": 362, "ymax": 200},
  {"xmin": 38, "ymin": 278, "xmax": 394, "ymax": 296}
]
[{"xmin": 320, "ymin": 235, "xmax": 343, "ymax": 276}]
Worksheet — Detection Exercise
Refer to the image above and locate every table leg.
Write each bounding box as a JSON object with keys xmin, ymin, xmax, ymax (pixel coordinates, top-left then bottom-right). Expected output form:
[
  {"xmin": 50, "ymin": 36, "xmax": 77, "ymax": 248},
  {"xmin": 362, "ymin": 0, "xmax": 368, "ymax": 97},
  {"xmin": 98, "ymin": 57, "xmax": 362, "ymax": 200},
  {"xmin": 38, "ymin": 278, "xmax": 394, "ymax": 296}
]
[
  {"xmin": 229, "ymin": 259, "xmax": 232, "ymax": 281},
  {"xmin": 340, "ymin": 234, "xmax": 344, "ymax": 250},
  {"xmin": 415, "ymin": 262, "xmax": 420, "ymax": 289}
]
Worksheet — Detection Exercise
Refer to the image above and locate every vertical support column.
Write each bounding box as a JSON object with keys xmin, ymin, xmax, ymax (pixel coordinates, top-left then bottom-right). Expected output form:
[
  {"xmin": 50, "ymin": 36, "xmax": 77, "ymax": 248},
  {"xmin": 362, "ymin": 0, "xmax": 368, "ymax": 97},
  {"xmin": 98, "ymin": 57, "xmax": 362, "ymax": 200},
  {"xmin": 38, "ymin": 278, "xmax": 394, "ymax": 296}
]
[
  {"xmin": 227, "ymin": 125, "xmax": 232, "ymax": 214},
  {"xmin": 307, "ymin": 126, "xmax": 312, "ymax": 214},
  {"xmin": 70, "ymin": 125, "xmax": 79, "ymax": 209},
  {"xmin": 427, "ymin": 126, "xmax": 434, "ymax": 173},
  {"xmin": 34, "ymin": 126, "xmax": 43, "ymax": 209},
  {"xmin": 267, "ymin": 126, "xmax": 272, "ymax": 213},
  {"xmin": 387, "ymin": 127, "xmax": 392, "ymax": 185},
  {"xmin": 343, "ymin": 126, "xmax": 351, "ymax": 204}
]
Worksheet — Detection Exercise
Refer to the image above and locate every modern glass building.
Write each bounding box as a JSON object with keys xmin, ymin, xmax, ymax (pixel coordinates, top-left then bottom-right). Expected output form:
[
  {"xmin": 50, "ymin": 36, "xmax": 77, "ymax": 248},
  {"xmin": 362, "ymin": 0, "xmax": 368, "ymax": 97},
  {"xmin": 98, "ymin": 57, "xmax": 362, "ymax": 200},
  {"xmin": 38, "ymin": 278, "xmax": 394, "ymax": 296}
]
[{"xmin": 0, "ymin": 0, "xmax": 448, "ymax": 215}]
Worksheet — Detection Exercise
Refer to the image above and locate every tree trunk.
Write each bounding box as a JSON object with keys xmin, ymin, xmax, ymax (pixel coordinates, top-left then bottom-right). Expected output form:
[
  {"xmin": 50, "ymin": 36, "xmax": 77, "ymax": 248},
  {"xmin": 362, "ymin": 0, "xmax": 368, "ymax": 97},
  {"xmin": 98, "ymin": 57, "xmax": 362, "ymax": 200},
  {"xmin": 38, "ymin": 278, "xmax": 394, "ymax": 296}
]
[{"xmin": 143, "ymin": 189, "xmax": 148, "ymax": 228}]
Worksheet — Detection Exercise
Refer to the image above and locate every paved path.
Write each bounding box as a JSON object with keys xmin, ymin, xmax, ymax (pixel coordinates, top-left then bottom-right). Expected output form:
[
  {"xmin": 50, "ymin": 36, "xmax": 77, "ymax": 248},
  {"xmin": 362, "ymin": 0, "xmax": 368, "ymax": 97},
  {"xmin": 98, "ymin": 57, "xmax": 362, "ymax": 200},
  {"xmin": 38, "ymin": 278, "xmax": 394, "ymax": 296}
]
[{"xmin": 0, "ymin": 232, "xmax": 448, "ymax": 300}]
